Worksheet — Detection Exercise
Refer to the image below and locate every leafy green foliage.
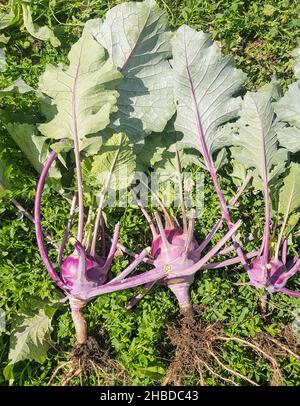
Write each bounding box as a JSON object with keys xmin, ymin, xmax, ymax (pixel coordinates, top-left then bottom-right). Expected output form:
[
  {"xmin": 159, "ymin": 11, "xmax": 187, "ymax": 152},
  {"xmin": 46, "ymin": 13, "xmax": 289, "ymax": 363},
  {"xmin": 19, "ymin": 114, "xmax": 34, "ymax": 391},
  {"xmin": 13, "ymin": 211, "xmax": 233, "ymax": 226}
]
[
  {"xmin": 38, "ymin": 32, "xmax": 122, "ymax": 152},
  {"xmin": 3, "ymin": 300, "xmax": 59, "ymax": 381},
  {"xmin": 274, "ymin": 53, "xmax": 300, "ymax": 153},
  {"xmin": 0, "ymin": 0, "xmax": 300, "ymax": 388},
  {"xmin": 292, "ymin": 47, "xmax": 300, "ymax": 80},
  {"xmin": 6, "ymin": 123, "xmax": 62, "ymax": 178},
  {"xmin": 172, "ymin": 24, "xmax": 246, "ymax": 156},
  {"xmin": 86, "ymin": 0, "xmax": 175, "ymax": 140},
  {"xmin": 90, "ymin": 132, "xmax": 137, "ymax": 191},
  {"xmin": 224, "ymin": 87, "xmax": 287, "ymax": 185},
  {"xmin": 278, "ymin": 163, "xmax": 300, "ymax": 237},
  {"xmin": 0, "ymin": 0, "xmax": 60, "ymax": 46}
]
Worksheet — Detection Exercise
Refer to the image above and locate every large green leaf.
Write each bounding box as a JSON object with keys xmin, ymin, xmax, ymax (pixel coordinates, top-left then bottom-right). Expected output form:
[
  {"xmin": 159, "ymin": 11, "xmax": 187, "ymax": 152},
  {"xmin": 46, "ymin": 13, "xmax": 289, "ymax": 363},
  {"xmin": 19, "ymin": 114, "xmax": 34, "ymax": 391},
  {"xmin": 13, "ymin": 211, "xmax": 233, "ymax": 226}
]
[
  {"xmin": 38, "ymin": 32, "xmax": 122, "ymax": 152},
  {"xmin": 146, "ymin": 120, "xmax": 201, "ymax": 176},
  {"xmin": 274, "ymin": 82, "xmax": 300, "ymax": 152},
  {"xmin": 86, "ymin": 0, "xmax": 175, "ymax": 141},
  {"xmin": 3, "ymin": 302, "xmax": 58, "ymax": 381},
  {"xmin": 5, "ymin": 122, "xmax": 62, "ymax": 179},
  {"xmin": 274, "ymin": 82, "xmax": 300, "ymax": 129},
  {"xmin": 171, "ymin": 25, "xmax": 246, "ymax": 156},
  {"xmin": 274, "ymin": 49, "xmax": 300, "ymax": 153},
  {"xmin": 90, "ymin": 132, "xmax": 136, "ymax": 191},
  {"xmin": 276, "ymin": 126, "xmax": 300, "ymax": 153},
  {"xmin": 278, "ymin": 163, "xmax": 300, "ymax": 234},
  {"xmin": 226, "ymin": 89, "xmax": 287, "ymax": 185}
]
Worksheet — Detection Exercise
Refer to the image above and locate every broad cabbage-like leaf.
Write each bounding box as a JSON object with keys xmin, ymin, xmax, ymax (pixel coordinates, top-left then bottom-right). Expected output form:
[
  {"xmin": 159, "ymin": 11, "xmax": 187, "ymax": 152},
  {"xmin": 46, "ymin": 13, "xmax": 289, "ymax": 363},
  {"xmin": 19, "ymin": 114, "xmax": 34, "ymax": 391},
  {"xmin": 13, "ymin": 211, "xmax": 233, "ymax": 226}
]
[
  {"xmin": 274, "ymin": 82, "xmax": 300, "ymax": 152},
  {"xmin": 278, "ymin": 163, "xmax": 300, "ymax": 236},
  {"xmin": 226, "ymin": 89, "xmax": 287, "ymax": 185},
  {"xmin": 229, "ymin": 147, "xmax": 250, "ymax": 188},
  {"xmin": 86, "ymin": 0, "xmax": 175, "ymax": 141},
  {"xmin": 145, "ymin": 119, "xmax": 201, "ymax": 175},
  {"xmin": 274, "ymin": 82, "xmax": 300, "ymax": 129},
  {"xmin": 274, "ymin": 49, "xmax": 300, "ymax": 153},
  {"xmin": 276, "ymin": 126, "xmax": 300, "ymax": 154},
  {"xmin": 38, "ymin": 32, "xmax": 122, "ymax": 153},
  {"xmin": 90, "ymin": 132, "xmax": 136, "ymax": 191},
  {"xmin": 3, "ymin": 302, "xmax": 58, "ymax": 381},
  {"xmin": 5, "ymin": 123, "xmax": 62, "ymax": 179},
  {"xmin": 171, "ymin": 25, "xmax": 246, "ymax": 157}
]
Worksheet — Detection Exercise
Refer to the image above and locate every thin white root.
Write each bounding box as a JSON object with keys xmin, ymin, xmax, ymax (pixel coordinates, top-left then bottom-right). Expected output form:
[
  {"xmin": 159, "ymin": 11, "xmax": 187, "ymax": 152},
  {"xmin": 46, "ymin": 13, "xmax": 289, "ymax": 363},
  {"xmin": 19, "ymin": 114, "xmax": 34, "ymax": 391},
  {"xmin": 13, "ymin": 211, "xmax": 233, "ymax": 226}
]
[
  {"xmin": 207, "ymin": 348, "xmax": 259, "ymax": 386},
  {"xmin": 48, "ymin": 361, "xmax": 73, "ymax": 385},
  {"xmin": 197, "ymin": 357, "xmax": 238, "ymax": 386}
]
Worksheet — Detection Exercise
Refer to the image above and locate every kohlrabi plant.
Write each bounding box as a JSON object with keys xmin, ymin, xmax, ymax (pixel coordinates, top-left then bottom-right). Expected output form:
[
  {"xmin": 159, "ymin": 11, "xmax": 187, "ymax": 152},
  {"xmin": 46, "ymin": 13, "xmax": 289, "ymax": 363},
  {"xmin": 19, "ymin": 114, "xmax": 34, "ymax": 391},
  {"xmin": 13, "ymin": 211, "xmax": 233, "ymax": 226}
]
[
  {"xmin": 221, "ymin": 84, "xmax": 300, "ymax": 304},
  {"xmin": 170, "ymin": 26, "xmax": 300, "ymax": 307}
]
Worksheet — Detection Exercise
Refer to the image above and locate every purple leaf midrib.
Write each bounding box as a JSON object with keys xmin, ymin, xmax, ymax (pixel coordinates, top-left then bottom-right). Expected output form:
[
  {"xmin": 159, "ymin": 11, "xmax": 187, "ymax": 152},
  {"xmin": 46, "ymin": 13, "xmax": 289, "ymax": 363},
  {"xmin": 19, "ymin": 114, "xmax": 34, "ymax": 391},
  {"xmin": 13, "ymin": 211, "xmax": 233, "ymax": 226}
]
[{"xmin": 119, "ymin": 6, "xmax": 153, "ymax": 72}]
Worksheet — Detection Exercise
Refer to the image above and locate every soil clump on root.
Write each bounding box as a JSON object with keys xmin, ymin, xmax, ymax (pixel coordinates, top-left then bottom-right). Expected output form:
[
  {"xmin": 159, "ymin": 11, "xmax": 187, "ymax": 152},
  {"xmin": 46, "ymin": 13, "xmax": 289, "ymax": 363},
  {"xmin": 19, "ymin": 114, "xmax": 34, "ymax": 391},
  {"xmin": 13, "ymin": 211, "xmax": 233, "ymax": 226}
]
[{"xmin": 49, "ymin": 333, "xmax": 128, "ymax": 386}]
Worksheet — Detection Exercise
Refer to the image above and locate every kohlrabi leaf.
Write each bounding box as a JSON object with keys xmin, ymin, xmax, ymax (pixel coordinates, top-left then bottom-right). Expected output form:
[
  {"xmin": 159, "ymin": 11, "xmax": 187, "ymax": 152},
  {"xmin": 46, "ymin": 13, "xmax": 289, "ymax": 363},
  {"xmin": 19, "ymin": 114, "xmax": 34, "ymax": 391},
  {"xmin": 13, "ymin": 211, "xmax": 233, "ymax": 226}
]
[
  {"xmin": 282, "ymin": 212, "xmax": 300, "ymax": 238},
  {"xmin": 273, "ymin": 49, "xmax": 300, "ymax": 153},
  {"xmin": 5, "ymin": 122, "xmax": 62, "ymax": 179},
  {"xmin": 227, "ymin": 89, "xmax": 287, "ymax": 185},
  {"xmin": 0, "ymin": 1, "xmax": 59, "ymax": 46},
  {"xmin": 172, "ymin": 25, "xmax": 246, "ymax": 157},
  {"xmin": 21, "ymin": 2, "xmax": 60, "ymax": 47},
  {"xmin": 86, "ymin": 0, "xmax": 175, "ymax": 141},
  {"xmin": 3, "ymin": 302, "xmax": 58, "ymax": 381},
  {"xmin": 276, "ymin": 126, "xmax": 300, "ymax": 153},
  {"xmin": 0, "ymin": 78, "xmax": 33, "ymax": 95},
  {"xmin": 274, "ymin": 82, "xmax": 300, "ymax": 129},
  {"xmin": 150, "ymin": 120, "xmax": 201, "ymax": 175},
  {"xmin": 274, "ymin": 81, "xmax": 300, "ymax": 153},
  {"xmin": 229, "ymin": 147, "xmax": 256, "ymax": 189},
  {"xmin": 90, "ymin": 132, "xmax": 136, "ymax": 191},
  {"xmin": 0, "ymin": 0, "xmax": 20, "ymax": 30},
  {"xmin": 278, "ymin": 163, "xmax": 300, "ymax": 231},
  {"xmin": 38, "ymin": 32, "xmax": 122, "ymax": 153}
]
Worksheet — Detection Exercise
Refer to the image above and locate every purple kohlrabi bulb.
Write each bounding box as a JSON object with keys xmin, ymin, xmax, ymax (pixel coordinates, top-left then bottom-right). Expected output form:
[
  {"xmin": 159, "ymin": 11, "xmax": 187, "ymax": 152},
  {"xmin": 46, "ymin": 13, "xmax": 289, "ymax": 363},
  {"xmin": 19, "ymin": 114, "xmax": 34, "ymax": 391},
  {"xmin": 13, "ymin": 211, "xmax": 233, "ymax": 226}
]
[
  {"xmin": 248, "ymin": 256, "xmax": 289, "ymax": 293},
  {"xmin": 61, "ymin": 243, "xmax": 107, "ymax": 296},
  {"xmin": 152, "ymin": 228, "xmax": 199, "ymax": 269}
]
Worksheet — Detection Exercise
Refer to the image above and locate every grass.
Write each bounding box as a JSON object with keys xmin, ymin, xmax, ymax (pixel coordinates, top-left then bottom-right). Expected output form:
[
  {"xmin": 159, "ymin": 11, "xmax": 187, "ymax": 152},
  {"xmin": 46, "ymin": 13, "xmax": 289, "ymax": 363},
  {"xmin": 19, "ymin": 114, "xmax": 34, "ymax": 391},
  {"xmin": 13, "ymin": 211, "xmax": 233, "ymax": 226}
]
[{"xmin": 0, "ymin": 0, "xmax": 300, "ymax": 386}]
